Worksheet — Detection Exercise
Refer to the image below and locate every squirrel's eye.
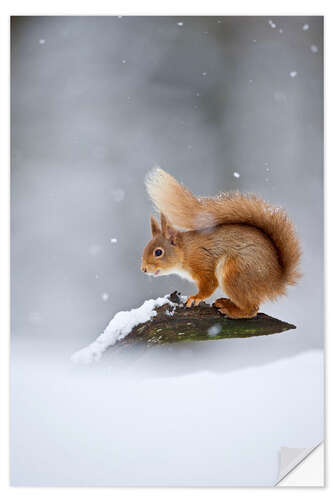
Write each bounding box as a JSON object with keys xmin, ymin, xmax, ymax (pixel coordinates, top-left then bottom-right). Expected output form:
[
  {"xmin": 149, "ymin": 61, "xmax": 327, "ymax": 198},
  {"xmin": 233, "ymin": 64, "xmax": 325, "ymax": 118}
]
[{"xmin": 154, "ymin": 248, "xmax": 163, "ymax": 257}]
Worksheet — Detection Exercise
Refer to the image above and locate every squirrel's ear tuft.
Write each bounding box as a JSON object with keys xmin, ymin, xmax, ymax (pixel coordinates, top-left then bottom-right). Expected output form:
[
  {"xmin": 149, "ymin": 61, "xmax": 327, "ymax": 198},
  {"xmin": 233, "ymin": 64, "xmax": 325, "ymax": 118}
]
[
  {"xmin": 160, "ymin": 213, "xmax": 168, "ymax": 236},
  {"xmin": 160, "ymin": 213, "xmax": 178, "ymax": 245},
  {"xmin": 150, "ymin": 214, "xmax": 161, "ymax": 237}
]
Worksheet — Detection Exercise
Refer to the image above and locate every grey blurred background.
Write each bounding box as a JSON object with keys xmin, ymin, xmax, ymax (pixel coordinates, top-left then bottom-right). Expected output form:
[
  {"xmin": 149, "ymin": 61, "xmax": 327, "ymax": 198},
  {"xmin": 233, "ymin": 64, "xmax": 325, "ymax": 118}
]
[{"xmin": 11, "ymin": 16, "xmax": 323, "ymax": 349}]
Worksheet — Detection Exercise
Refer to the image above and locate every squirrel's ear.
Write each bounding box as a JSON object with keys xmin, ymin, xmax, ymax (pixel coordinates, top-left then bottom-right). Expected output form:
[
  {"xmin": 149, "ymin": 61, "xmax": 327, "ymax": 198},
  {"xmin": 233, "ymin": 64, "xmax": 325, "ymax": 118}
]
[
  {"xmin": 167, "ymin": 226, "xmax": 179, "ymax": 246},
  {"xmin": 150, "ymin": 215, "xmax": 161, "ymax": 237},
  {"xmin": 160, "ymin": 213, "xmax": 168, "ymax": 236},
  {"xmin": 160, "ymin": 214, "xmax": 178, "ymax": 246}
]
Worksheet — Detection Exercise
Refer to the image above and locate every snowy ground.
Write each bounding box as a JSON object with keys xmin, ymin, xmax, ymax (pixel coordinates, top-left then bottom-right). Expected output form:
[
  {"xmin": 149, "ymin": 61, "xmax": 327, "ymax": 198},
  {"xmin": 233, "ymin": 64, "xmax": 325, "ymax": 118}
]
[{"xmin": 11, "ymin": 332, "xmax": 323, "ymax": 486}]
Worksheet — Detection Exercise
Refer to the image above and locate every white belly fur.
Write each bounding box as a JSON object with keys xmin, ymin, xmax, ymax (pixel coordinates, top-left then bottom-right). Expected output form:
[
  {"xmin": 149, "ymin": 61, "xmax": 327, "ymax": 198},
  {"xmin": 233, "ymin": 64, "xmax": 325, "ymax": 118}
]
[
  {"xmin": 161, "ymin": 259, "xmax": 225, "ymax": 292},
  {"xmin": 161, "ymin": 266, "xmax": 195, "ymax": 283}
]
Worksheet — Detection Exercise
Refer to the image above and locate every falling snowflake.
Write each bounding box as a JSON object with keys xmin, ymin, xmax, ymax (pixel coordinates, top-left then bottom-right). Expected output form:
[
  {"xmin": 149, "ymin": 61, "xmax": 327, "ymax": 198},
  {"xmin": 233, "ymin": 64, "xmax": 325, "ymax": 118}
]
[
  {"xmin": 207, "ymin": 324, "xmax": 222, "ymax": 337},
  {"xmin": 302, "ymin": 24, "xmax": 309, "ymax": 31},
  {"xmin": 88, "ymin": 244, "xmax": 102, "ymax": 256},
  {"xmin": 39, "ymin": 39, "xmax": 45, "ymax": 44},
  {"xmin": 289, "ymin": 71, "xmax": 298, "ymax": 78},
  {"xmin": 273, "ymin": 91, "xmax": 287, "ymax": 103},
  {"xmin": 233, "ymin": 172, "xmax": 240, "ymax": 178},
  {"xmin": 101, "ymin": 293, "xmax": 109, "ymax": 302},
  {"xmin": 201, "ymin": 72, "xmax": 207, "ymax": 77},
  {"xmin": 121, "ymin": 59, "xmax": 127, "ymax": 64},
  {"xmin": 177, "ymin": 22, "xmax": 183, "ymax": 26},
  {"xmin": 268, "ymin": 20, "xmax": 276, "ymax": 29},
  {"xmin": 28, "ymin": 312, "xmax": 43, "ymax": 325},
  {"xmin": 112, "ymin": 188, "xmax": 125, "ymax": 202},
  {"xmin": 310, "ymin": 45, "xmax": 318, "ymax": 53},
  {"xmin": 110, "ymin": 238, "xmax": 118, "ymax": 244}
]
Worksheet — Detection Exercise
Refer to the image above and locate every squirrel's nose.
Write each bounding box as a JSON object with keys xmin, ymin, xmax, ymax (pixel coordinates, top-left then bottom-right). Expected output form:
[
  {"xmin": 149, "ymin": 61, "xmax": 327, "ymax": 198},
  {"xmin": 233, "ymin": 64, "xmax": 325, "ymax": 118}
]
[{"xmin": 141, "ymin": 266, "xmax": 147, "ymax": 273}]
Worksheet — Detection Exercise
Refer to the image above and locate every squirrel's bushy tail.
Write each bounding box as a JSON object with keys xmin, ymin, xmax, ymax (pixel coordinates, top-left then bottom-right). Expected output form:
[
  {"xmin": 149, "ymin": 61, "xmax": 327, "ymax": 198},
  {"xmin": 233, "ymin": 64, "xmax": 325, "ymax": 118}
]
[{"xmin": 146, "ymin": 168, "xmax": 301, "ymax": 286}]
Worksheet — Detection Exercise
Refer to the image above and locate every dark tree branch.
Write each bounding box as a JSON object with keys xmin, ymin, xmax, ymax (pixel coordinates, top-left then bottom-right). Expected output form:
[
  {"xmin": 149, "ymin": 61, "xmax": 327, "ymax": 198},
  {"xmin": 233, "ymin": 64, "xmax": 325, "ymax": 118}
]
[{"xmin": 120, "ymin": 291, "xmax": 296, "ymax": 346}]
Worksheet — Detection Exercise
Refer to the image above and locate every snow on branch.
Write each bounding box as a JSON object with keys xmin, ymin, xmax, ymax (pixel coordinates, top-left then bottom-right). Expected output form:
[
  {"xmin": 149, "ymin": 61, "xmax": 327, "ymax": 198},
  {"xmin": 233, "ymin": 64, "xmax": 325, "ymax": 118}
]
[
  {"xmin": 71, "ymin": 293, "xmax": 184, "ymax": 364},
  {"xmin": 71, "ymin": 291, "xmax": 296, "ymax": 365}
]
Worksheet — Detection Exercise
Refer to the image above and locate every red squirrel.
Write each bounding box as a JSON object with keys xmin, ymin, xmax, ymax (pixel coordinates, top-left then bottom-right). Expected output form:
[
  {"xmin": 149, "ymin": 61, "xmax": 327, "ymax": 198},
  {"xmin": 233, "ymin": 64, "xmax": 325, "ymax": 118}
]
[{"xmin": 141, "ymin": 168, "xmax": 301, "ymax": 319}]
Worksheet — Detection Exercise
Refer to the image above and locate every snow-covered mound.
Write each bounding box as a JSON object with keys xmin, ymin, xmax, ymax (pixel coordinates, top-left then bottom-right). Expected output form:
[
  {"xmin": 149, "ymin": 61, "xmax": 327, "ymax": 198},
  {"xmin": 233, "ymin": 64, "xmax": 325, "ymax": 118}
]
[{"xmin": 71, "ymin": 295, "xmax": 181, "ymax": 364}]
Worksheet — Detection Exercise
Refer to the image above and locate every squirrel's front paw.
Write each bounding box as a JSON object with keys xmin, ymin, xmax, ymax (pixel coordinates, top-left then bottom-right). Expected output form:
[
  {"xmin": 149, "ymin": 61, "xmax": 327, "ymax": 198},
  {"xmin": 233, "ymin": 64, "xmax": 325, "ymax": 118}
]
[{"xmin": 186, "ymin": 296, "xmax": 202, "ymax": 307}]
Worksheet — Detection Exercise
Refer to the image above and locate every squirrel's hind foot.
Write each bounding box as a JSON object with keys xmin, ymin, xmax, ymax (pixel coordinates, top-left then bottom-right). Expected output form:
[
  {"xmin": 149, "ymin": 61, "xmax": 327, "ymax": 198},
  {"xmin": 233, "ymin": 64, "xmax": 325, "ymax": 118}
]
[{"xmin": 213, "ymin": 298, "xmax": 259, "ymax": 319}]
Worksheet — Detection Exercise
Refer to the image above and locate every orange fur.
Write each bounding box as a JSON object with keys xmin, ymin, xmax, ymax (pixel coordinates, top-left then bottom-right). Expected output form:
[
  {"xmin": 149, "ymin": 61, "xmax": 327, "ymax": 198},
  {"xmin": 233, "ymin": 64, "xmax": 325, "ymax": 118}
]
[{"xmin": 142, "ymin": 169, "xmax": 301, "ymax": 318}]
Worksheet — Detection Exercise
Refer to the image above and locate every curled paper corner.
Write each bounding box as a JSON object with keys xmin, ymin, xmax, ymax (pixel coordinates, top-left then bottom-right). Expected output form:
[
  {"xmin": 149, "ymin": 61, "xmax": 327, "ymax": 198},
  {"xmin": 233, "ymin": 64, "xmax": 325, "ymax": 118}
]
[{"xmin": 276, "ymin": 443, "xmax": 323, "ymax": 485}]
